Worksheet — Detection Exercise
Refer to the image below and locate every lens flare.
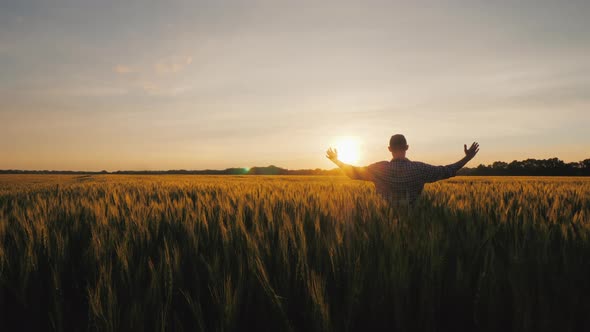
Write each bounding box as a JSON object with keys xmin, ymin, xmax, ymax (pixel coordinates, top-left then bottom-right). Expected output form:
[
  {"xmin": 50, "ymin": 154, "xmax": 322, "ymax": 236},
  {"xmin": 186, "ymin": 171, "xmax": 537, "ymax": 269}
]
[{"xmin": 334, "ymin": 137, "xmax": 361, "ymax": 164}]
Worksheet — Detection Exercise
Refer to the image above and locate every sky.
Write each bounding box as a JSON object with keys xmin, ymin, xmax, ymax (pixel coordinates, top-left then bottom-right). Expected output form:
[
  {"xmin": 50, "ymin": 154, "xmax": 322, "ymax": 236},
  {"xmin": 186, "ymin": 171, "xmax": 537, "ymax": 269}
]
[{"xmin": 1, "ymin": 0, "xmax": 589, "ymax": 171}]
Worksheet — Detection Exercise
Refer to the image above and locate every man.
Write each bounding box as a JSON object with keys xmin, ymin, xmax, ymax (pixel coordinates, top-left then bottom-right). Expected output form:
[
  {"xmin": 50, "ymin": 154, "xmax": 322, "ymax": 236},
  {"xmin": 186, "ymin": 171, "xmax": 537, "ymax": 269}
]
[{"xmin": 326, "ymin": 134, "xmax": 479, "ymax": 205}]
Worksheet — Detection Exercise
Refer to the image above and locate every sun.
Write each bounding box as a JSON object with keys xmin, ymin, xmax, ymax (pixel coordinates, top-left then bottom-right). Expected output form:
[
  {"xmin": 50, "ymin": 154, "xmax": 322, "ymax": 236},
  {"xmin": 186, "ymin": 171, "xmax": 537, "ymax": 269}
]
[{"xmin": 334, "ymin": 136, "xmax": 361, "ymax": 165}]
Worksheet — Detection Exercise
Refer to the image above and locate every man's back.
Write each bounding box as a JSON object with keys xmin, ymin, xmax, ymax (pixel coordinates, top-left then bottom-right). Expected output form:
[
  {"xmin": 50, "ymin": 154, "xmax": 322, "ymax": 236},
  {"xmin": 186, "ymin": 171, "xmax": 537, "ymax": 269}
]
[{"xmin": 363, "ymin": 159, "xmax": 462, "ymax": 204}]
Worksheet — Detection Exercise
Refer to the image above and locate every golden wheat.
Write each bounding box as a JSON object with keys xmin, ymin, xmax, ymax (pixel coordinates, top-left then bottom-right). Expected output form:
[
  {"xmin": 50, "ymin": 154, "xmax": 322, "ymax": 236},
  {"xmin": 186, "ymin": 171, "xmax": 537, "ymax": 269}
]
[{"xmin": 0, "ymin": 175, "xmax": 589, "ymax": 332}]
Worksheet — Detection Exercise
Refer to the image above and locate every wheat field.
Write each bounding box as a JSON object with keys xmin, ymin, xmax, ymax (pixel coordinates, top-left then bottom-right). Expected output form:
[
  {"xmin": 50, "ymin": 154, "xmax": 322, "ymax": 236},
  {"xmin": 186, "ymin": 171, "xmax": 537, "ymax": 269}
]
[{"xmin": 0, "ymin": 175, "xmax": 589, "ymax": 332}]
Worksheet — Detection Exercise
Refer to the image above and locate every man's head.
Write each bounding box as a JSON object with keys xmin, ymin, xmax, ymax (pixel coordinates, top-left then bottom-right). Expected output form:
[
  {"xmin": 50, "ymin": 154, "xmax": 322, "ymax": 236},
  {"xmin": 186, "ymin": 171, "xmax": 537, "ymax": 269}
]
[{"xmin": 388, "ymin": 134, "xmax": 408, "ymax": 158}]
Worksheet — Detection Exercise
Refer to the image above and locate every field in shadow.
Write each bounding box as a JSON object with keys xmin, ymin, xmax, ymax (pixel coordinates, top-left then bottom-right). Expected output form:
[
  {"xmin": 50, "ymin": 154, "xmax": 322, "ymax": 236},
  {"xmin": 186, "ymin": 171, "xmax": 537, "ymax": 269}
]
[{"xmin": 0, "ymin": 175, "xmax": 589, "ymax": 331}]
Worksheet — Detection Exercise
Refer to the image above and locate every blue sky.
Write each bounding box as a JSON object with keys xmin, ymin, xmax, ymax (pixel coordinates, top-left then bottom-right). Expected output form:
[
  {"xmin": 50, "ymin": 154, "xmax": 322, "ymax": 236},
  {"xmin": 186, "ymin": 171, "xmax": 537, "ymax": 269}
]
[{"xmin": 1, "ymin": 0, "xmax": 589, "ymax": 170}]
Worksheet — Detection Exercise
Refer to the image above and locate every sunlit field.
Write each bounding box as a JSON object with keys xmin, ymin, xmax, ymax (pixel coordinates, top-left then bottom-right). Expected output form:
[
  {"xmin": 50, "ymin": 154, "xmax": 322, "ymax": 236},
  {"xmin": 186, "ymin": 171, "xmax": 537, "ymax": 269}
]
[{"xmin": 0, "ymin": 175, "xmax": 589, "ymax": 332}]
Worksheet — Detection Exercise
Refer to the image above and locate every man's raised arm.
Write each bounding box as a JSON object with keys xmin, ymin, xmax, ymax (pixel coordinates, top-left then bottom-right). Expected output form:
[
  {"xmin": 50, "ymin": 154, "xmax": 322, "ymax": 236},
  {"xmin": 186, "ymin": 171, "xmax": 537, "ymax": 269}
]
[
  {"xmin": 326, "ymin": 148, "xmax": 373, "ymax": 181},
  {"xmin": 420, "ymin": 142, "xmax": 480, "ymax": 183}
]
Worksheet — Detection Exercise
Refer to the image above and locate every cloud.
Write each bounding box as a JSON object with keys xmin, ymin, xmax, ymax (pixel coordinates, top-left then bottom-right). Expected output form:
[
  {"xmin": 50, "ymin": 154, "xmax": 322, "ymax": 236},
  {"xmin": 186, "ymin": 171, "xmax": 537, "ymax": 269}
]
[
  {"xmin": 114, "ymin": 65, "xmax": 135, "ymax": 74},
  {"xmin": 154, "ymin": 55, "xmax": 193, "ymax": 74},
  {"xmin": 140, "ymin": 80, "xmax": 160, "ymax": 95},
  {"xmin": 113, "ymin": 56, "xmax": 194, "ymax": 95},
  {"xmin": 140, "ymin": 80, "xmax": 192, "ymax": 96},
  {"xmin": 32, "ymin": 85, "xmax": 129, "ymax": 97},
  {"xmin": 68, "ymin": 86, "xmax": 129, "ymax": 97}
]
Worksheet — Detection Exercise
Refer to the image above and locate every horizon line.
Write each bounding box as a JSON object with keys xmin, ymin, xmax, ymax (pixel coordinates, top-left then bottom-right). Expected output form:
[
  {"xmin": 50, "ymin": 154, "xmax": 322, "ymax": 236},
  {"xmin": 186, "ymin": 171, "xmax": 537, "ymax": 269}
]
[{"xmin": 1, "ymin": 156, "xmax": 589, "ymax": 174}]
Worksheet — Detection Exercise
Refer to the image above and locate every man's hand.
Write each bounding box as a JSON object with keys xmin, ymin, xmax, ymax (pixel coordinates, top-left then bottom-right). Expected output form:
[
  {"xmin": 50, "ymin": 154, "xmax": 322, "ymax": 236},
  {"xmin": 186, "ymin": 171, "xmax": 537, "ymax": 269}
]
[
  {"xmin": 326, "ymin": 147, "xmax": 338, "ymax": 162},
  {"xmin": 464, "ymin": 142, "xmax": 480, "ymax": 160},
  {"xmin": 325, "ymin": 147, "xmax": 372, "ymax": 181}
]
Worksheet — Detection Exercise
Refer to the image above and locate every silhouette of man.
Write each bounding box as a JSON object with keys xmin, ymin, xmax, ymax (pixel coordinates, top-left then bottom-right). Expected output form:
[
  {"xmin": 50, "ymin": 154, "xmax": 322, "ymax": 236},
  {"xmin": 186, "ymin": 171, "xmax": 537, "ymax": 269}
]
[{"xmin": 326, "ymin": 135, "xmax": 479, "ymax": 205}]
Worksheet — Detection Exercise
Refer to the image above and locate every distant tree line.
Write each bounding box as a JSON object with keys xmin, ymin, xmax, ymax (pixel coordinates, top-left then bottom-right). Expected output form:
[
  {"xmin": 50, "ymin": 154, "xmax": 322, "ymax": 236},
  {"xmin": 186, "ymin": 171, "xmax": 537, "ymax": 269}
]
[
  {"xmin": 0, "ymin": 170, "xmax": 110, "ymax": 175},
  {"xmin": 2, "ymin": 158, "xmax": 589, "ymax": 176},
  {"xmin": 457, "ymin": 158, "xmax": 590, "ymax": 176},
  {"xmin": 110, "ymin": 166, "xmax": 343, "ymax": 176},
  {"xmin": 0, "ymin": 166, "xmax": 342, "ymax": 176}
]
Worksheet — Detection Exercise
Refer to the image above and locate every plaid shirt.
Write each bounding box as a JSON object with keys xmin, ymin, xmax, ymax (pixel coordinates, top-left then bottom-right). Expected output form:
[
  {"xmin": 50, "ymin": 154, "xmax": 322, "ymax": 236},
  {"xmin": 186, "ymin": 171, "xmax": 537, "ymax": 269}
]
[{"xmin": 349, "ymin": 158, "xmax": 464, "ymax": 205}]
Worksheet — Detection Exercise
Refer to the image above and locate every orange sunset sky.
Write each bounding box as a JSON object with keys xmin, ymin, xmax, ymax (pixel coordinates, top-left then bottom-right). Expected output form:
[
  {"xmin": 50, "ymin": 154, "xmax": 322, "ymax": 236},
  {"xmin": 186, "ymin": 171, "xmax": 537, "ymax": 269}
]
[{"xmin": 1, "ymin": 1, "xmax": 588, "ymax": 171}]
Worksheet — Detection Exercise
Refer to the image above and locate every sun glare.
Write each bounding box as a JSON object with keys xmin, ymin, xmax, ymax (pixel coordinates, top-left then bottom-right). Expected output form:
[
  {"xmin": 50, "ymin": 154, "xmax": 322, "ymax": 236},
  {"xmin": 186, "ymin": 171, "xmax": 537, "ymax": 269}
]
[{"xmin": 334, "ymin": 137, "xmax": 361, "ymax": 164}]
